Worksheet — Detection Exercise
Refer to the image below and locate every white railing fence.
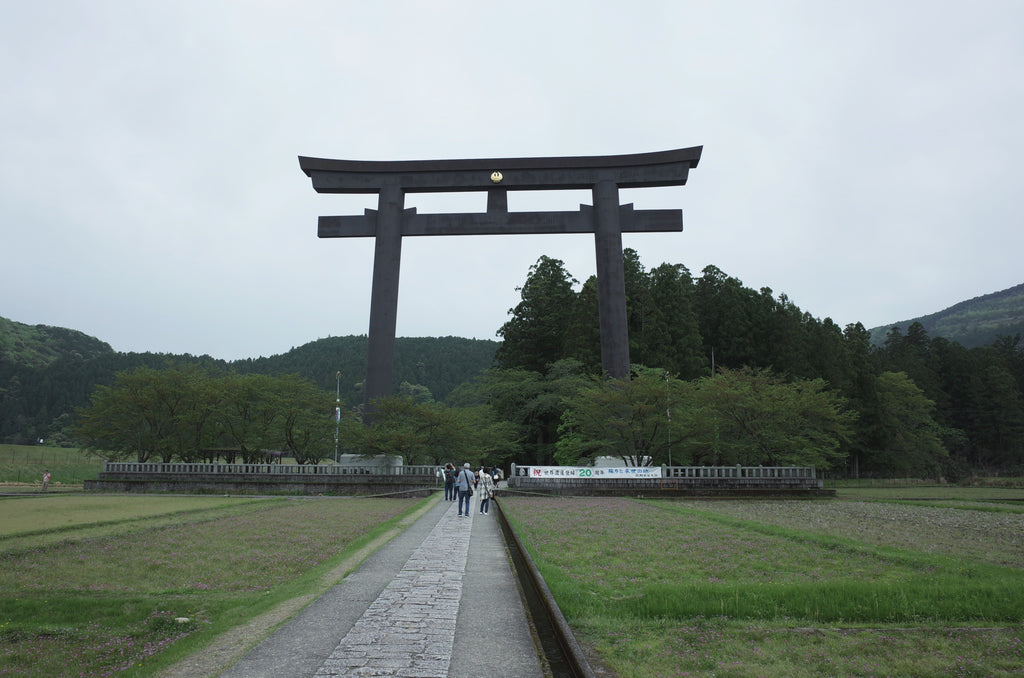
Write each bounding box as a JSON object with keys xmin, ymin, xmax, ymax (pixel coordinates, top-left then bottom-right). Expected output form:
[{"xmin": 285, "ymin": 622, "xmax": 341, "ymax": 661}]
[
  {"xmin": 511, "ymin": 464, "xmax": 816, "ymax": 480},
  {"xmin": 101, "ymin": 462, "xmax": 441, "ymax": 477}
]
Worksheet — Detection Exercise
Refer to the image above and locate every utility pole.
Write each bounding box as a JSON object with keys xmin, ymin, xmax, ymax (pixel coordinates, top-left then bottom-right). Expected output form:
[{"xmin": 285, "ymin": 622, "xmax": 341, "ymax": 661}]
[
  {"xmin": 665, "ymin": 370, "xmax": 672, "ymax": 468},
  {"xmin": 335, "ymin": 371, "xmax": 341, "ymax": 461}
]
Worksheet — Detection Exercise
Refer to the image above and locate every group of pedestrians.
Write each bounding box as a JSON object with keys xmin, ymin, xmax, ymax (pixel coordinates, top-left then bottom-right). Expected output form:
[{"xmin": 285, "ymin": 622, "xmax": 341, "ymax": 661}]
[{"xmin": 442, "ymin": 462, "xmax": 500, "ymax": 516}]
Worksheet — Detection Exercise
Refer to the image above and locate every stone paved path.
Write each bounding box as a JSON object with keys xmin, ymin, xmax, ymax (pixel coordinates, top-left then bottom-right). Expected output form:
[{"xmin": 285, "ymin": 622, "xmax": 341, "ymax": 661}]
[
  {"xmin": 312, "ymin": 501, "xmax": 473, "ymax": 677},
  {"xmin": 219, "ymin": 493, "xmax": 544, "ymax": 678}
]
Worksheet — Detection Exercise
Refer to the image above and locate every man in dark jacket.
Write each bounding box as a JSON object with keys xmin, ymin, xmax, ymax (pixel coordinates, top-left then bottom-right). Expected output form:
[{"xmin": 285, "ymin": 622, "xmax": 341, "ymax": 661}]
[{"xmin": 456, "ymin": 463, "xmax": 474, "ymax": 517}]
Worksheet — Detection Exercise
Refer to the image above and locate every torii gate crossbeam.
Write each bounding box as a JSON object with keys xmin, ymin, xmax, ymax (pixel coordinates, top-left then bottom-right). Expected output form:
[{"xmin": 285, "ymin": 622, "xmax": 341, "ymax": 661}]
[{"xmin": 299, "ymin": 146, "xmax": 702, "ymax": 408}]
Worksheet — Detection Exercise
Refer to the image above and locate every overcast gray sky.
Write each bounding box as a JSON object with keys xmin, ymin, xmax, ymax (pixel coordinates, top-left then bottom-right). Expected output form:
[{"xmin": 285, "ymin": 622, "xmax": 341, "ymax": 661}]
[{"xmin": 2, "ymin": 1, "xmax": 1021, "ymax": 361}]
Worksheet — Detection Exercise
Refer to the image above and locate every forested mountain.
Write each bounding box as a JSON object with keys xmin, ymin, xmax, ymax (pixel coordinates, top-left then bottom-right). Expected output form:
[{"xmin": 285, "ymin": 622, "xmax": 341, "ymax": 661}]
[
  {"xmin": 0, "ymin": 316, "xmax": 497, "ymax": 446},
  {"xmin": 869, "ymin": 283, "xmax": 1024, "ymax": 348}
]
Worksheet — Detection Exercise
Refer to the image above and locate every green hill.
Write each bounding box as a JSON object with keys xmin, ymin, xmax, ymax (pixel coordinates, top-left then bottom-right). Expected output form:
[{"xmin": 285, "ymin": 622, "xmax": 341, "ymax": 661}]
[
  {"xmin": 0, "ymin": 316, "xmax": 113, "ymax": 368},
  {"xmin": 0, "ymin": 316, "xmax": 498, "ymax": 446},
  {"xmin": 869, "ymin": 283, "xmax": 1024, "ymax": 348},
  {"xmin": 236, "ymin": 335, "xmax": 499, "ymax": 405}
]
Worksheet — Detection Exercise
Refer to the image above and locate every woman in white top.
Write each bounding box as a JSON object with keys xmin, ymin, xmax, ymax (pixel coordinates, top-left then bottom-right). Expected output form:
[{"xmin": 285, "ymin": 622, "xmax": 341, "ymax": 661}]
[{"xmin": 478, "ymin": 469, "xmax": 495, "ymax": 515}]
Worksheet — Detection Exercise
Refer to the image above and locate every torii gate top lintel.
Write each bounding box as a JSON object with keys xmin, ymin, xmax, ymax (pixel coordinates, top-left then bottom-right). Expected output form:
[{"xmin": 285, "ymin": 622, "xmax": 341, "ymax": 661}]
[{"xmin": 298, "ymin": 145, "xmax": 702, "ymax": 194}]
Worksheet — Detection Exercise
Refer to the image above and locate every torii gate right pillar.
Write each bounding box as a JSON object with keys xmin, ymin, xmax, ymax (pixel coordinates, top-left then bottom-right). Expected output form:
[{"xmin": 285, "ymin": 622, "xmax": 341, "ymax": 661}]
[{"xmin": 593, "ymin": 180, "xmax": 630, "ymax": 379}]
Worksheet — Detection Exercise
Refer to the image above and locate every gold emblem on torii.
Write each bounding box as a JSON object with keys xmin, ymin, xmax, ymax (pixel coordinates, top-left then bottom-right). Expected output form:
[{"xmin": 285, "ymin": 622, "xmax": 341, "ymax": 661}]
[{"xmin": 490, "ymin": 171, "xmax": 503, "ymax": 183}]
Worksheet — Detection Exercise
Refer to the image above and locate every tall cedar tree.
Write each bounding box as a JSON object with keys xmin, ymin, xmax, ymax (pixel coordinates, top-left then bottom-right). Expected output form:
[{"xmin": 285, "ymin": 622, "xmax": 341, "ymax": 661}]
[{"xmin": 496, "ymin": 256, "xmax": 578, "ymax": 373}]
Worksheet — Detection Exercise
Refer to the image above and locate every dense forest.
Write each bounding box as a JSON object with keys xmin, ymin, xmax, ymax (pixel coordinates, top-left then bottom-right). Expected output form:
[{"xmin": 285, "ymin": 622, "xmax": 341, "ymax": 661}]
[
  {"xmin": 486, "ymin": 253, "xmax": 1024, "ymax": 477},
  {"xmin": 4, "ymin": 253, "xmax": 1024, "ymax": 478}
]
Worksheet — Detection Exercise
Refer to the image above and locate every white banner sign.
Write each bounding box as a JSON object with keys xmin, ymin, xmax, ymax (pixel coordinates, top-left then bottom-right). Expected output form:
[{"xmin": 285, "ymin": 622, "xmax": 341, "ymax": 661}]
[{"xmin": 519, "ymin": 465, "xmax": 663, "ymax": 479}]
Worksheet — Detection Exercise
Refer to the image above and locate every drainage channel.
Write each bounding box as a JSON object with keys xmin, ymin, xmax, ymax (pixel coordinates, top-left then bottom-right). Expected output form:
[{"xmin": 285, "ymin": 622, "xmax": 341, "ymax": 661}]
[{"xmin": 494, "ymin": 498, "xmax": 597, "ymax": 678}]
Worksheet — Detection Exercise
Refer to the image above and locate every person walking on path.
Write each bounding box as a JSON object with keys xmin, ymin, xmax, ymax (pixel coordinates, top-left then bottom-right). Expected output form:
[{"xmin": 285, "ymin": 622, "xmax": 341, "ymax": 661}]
[
  {"xmin": 443, "ymin": 463, "xmax": 457, "ymax": 501},
  {"xmin": 478, "ymin": 468, "xmax": 495, "ymax": 515},
  {"xmin": 41, "ymin": 470, "xmax": 50, "ymax": 492},
  {"xmin": 456, "ymin": 463, "xmax": 475, "ymax": 517}
]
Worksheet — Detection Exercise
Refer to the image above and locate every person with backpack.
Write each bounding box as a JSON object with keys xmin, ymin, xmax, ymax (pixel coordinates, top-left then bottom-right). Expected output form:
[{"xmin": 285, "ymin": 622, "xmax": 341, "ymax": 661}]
[
  {"xmin": 456, "ymin": 463, "xmax": 475, "ymax": 517},
  {"xmin": 443, "ymin": 463, "xmax": 457, "ymax": 501}
]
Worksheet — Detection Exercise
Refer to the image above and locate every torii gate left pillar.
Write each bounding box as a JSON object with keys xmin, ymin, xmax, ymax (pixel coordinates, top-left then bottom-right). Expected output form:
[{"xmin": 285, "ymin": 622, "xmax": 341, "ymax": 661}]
[{"xmin": 299, "ymin": 147, "xmax": 702, "ymax": 408}]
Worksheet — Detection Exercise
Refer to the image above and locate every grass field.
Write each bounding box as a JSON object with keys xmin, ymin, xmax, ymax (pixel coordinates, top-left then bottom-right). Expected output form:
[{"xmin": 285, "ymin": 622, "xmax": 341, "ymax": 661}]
[
  {"xmin": 3, "ymin": 448, "xmax": 1023, "ymax": 677},
  {"xmin": 500, "ymin": 491, "xmax": 1024, "ymax": 678},
  {"xmin": 0, "ymin": 494, "xmax": 426, "ymax": 677},
  {"xmin": 0, "ymin": 445, "xmax": 104, "ymax": 489}
]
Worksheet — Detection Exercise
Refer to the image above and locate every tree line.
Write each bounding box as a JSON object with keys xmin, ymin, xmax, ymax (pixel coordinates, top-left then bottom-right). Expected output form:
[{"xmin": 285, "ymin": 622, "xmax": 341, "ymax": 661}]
[
  {"xmin": 68, "ymin": 252, "xmax": 1024, "ymax": 477},
  {"xmin": 75, "ymin": 366, "xmax": 335, "ymax": 464},
  {"xmin": 1, "ymin": 334, "xmax": 497, "ymax": 447},
  {"xmin": 486, "ymin": 253, "xmax": 1023, "ymax": 478}
]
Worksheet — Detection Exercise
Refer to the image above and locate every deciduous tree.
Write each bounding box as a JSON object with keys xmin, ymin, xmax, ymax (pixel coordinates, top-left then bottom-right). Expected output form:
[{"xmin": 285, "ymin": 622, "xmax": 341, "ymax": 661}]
[
  {"xmin": 556, "ymin": 367, "xmax": 683, "ymax": 466},
  {"xmin": 857, "ymin": 370, "xmax": 948, "ymax": 476},
  {"xmin": 675, "ymin": 367, "xmax": 854, "ymax": 470}
]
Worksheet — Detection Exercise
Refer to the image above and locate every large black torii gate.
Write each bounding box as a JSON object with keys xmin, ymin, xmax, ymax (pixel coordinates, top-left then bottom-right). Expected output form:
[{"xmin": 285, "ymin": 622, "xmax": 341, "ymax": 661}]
[{"xmin": 299, "ymin": 146, "xmax": 702, "ymax": 407}]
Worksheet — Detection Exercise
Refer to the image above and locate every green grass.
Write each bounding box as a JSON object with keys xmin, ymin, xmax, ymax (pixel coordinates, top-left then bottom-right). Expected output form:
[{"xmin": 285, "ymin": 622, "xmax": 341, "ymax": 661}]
[
  {"xmin": 500, "ymin": 496, "xmax": 1024, "ymax": 677},
  {"xmin": 0, "ymin": 444, "xmax": 104, "ymax": 488},
  {"xmin": 0, "ymin": 495, "xmax": 250, "ymax": 535},
  {"xmin": 0, "ymin": 494, "xmax": 428, "ymax": 677},
  {"xmin": 574, "ymin": 615, "xmax": 1023, "ymax": 678},
  {"xmin": 625, "ymin": 576, "xmax": 1022, "ymax": 623}
]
